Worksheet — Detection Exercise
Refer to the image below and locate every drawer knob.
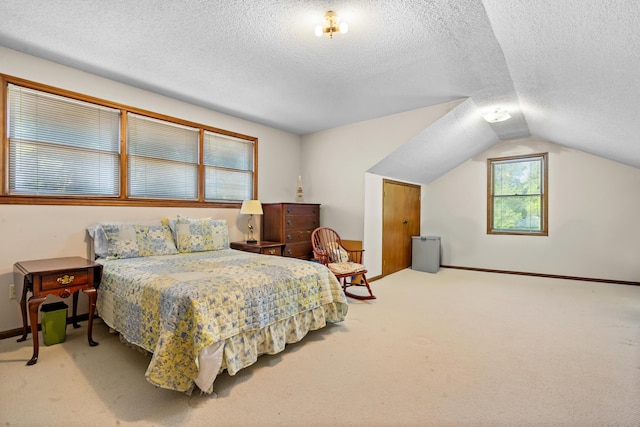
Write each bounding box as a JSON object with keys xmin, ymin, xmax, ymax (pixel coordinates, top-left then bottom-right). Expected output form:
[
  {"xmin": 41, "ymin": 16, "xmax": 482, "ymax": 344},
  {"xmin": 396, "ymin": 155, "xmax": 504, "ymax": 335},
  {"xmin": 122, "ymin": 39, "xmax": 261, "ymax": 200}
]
[
  {"xmin": 286, "ymin": 219, "xmax": 292, "ymax": 225},
  {"xmin": 268, "ymin": 249, "xmax": 275, "ymax": 254},
  {"xmin": 287, "ymin": 234, "xmax": 292, "ymax": 240},
  {"xmin": 57, "ymin": 275, "xmax": 75, "ymax": 285}
]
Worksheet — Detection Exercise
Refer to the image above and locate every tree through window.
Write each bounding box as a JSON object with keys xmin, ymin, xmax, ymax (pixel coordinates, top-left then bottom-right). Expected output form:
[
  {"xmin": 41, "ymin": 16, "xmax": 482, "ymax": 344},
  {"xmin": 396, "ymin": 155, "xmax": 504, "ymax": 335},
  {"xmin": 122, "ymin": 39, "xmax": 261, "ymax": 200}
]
[{"xmin": 487, "ymin": 153, "xmax": 548, "ymax": 235}]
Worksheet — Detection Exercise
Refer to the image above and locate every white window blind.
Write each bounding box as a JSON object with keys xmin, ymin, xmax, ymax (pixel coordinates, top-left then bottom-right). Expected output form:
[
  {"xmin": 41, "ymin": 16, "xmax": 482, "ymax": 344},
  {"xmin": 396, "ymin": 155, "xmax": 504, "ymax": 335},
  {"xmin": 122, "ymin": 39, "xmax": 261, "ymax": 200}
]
[
  {"xmin": 127, "ymin": 113, "xmax": 199, "ymax": 200},
  {"xmin": 203, "ymin": 131, "xmax": 254, "ymax": 201},
  {"xmin": 7, "ymin": 84, "xmax": 120, "ymax": 196}
]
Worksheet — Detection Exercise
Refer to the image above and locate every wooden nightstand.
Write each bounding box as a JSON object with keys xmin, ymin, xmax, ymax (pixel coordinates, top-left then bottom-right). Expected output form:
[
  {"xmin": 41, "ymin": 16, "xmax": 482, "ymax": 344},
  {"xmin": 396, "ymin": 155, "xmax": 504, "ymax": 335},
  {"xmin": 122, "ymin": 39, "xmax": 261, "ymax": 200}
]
[
  {"xmin": 230, "ymin": 241, "xmax": 286, "ymax": 256},
  {"xmin": 14, "ymin": 257, "xmax": 102, "ymax": 365}
]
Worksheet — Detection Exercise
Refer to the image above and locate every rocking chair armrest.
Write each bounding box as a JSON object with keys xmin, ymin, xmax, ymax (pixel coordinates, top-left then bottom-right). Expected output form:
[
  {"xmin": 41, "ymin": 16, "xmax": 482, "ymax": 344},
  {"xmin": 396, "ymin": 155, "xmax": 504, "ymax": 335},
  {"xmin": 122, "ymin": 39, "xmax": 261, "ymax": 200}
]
[
  {"xmin": 345, "ymin": 248, "xmax": 365, "ymax": 264},
  {"xmin": 313, "ymin": 253, "xmax": 331, "ymax": 265}
]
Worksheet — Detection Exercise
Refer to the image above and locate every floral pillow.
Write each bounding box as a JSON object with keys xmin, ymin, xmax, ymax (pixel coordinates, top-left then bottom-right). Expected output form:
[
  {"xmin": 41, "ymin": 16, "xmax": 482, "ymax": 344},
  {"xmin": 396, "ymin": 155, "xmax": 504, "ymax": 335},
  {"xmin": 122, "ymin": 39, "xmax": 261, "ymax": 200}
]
[
  {"xmin": 136, "ymin": 224, "xmax": 179, "ymax": 257},
  {"xmin": 102, "ymin": 223, "xmax": 178, "ymax": 260},
  {"xmin": 175, "ymin": 215, "xmax": 229, "ymax": 253},
  {"xmin": 87, "ymin": 220, "xmax": 164, "ymax": 258}
]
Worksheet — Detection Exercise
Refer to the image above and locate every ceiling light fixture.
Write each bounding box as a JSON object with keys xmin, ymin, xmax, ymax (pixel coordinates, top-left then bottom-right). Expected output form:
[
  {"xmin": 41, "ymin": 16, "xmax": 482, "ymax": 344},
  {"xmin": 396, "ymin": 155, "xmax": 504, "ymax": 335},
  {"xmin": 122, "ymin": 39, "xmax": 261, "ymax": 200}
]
[
  {"xmin": 483, "ymin": 108, "xmax": 512, "ymax": 123},
  {"xmin": 315, "ymin": 11, "xmax": 348, "ymax": 39}
]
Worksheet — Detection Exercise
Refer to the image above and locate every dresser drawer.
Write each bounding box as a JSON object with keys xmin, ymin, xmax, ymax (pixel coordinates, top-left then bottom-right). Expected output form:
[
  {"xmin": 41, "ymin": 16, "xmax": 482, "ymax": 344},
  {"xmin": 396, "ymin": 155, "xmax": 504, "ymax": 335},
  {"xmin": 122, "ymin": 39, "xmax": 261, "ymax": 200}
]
[
  {"xmin": 284, "ymin": 215, "xmax": 319, "ymax": 231},
  {"xmin": 41, "ymin": 270, "xmax": 89, "ymax": 291},
  {"xmin": 284, "ymin": 242, "xmax": 313, "ymax": 259},
  {"xmin": 285, "ymin": 229, "xmax": 313, "ymax": 243},
  {"xmin": 285, "ymin": 204, "xmax": 319, "ymax": 216}
]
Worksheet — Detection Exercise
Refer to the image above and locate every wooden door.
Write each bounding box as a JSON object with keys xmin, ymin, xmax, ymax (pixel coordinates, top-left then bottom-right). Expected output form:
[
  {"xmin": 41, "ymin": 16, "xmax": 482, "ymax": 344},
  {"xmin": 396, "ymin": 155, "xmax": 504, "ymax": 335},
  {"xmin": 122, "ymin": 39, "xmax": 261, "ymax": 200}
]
[{"xmin": 382, "ymin": 179, "xmax": 421, "ymax": 276}]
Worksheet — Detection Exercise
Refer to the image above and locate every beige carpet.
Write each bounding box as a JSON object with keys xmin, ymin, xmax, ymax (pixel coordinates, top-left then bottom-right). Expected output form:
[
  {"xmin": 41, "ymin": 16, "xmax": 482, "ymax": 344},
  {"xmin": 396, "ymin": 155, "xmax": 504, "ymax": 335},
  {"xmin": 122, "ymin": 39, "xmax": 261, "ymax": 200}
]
[{"xmin": 1, "ymin": 268, "xmax": 639, "ymax": 427}]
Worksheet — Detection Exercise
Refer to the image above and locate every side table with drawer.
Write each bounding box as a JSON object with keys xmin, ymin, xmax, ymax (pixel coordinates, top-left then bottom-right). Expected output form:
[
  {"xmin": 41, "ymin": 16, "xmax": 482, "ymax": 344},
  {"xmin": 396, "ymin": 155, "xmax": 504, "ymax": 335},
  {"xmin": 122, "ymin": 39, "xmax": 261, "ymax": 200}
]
[
  {"xmin": 14, "ymin": 256, "xmax": 102, "ymax": 365},
  {"xmin": 230, "ymin": 241, "xmax": 285, "ymax": 256}
]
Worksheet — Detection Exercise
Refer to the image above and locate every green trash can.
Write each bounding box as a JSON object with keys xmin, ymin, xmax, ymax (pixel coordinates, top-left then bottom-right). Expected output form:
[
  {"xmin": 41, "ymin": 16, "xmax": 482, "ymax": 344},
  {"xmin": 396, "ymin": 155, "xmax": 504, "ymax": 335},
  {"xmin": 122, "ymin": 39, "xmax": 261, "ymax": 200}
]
[{"xmin": 41, "ymin": 301, "xmax": 68, "ymax": 346}]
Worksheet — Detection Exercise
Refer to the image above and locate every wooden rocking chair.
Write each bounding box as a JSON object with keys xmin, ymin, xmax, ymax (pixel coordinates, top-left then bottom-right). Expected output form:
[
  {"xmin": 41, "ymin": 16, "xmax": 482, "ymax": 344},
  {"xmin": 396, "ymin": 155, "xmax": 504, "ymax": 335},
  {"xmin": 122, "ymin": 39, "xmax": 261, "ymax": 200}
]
[{"xmin": 311, "ymin": 227, "xmax": 376, "ymax": 300}]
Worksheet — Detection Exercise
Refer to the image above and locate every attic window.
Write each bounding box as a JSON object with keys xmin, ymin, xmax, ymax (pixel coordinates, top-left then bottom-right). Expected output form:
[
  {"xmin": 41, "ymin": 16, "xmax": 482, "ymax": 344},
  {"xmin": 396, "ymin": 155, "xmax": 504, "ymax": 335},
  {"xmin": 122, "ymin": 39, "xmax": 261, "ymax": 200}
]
[{"xmin": 487, "ymin": 153, "xmax": 548, "ymax": 236}]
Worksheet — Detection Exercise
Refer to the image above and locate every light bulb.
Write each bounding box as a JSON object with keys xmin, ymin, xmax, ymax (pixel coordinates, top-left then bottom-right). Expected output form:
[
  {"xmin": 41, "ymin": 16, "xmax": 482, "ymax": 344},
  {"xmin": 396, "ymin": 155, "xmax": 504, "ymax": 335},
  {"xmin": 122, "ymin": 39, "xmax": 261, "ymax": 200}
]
[
  {"xmin": 339, "ymin": 22, "xmax": 348, "ymax": 34},
  {"xmin": 315, "ymin": 25, "xmax": 323, "ymax": 37}
]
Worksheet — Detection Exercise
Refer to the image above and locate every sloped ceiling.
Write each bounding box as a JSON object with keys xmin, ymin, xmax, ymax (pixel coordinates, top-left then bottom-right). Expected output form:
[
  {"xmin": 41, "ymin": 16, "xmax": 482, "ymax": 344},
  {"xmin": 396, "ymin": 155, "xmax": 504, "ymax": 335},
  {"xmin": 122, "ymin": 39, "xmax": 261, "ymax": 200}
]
[
  {"xmin": 483, "ymin": 0, "xmax": 640, "ymax": 168},
  {"xmin": 368, "ymin": 98, "xmax": 499, "ymax": 184},
  {"xmin": 0, "ymin": 1, "xmax": 637, "ymax": 183}
]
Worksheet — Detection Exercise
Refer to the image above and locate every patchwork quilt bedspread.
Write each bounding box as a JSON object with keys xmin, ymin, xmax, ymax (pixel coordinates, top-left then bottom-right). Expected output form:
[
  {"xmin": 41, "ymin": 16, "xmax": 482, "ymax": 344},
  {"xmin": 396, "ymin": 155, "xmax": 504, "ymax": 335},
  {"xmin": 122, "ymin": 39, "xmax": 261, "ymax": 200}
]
[{"xmin": 96, "ymin": 249, "xmax": 348, "ymax": 394}]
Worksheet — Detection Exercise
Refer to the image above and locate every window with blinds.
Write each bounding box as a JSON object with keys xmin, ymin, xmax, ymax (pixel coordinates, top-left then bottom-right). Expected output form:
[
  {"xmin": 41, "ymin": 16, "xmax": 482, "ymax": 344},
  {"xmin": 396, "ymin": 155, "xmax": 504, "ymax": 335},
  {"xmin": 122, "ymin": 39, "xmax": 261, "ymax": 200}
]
[
  {"xmin": 127, "ymin": 113, "xmax": 199, "ymax": 200},
  {"xmin": 2, "ymin": 78, "xmax": 258, "ymax": 206},
  {"xmin": 204, "ymin": 131, "xmax": 254, "ymax": 201},
  {"xmin": 7, "ymin": 84, "xmax": 120, "ymax": 196}
]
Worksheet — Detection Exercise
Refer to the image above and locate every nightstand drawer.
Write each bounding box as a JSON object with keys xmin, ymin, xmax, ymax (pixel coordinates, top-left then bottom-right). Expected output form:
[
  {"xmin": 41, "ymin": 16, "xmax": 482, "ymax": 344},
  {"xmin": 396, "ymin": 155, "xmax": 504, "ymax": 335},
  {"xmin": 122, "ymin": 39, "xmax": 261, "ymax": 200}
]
[
  {"xmin": 231, "ymin": 241, "xmax": 285, "ymax": 256},
  {"xmin": 232, "ymin": 244, "xmax": 261, "ymax": 254},
  {"xmin": 261, "ymin": 246, "xmax": 283, "ymax": 256},
  {"xmin": 42, "ymin": 270, "xmax": 88, "ymax": 291}
]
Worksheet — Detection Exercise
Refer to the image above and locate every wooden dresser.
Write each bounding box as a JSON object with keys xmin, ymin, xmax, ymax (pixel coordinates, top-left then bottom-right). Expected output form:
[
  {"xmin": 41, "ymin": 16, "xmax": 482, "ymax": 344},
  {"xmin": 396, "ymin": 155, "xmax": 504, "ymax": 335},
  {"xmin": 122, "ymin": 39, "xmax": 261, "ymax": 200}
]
[{"xmin": 262, "ymin": 202, "xmax": 320, "ymax": 260}]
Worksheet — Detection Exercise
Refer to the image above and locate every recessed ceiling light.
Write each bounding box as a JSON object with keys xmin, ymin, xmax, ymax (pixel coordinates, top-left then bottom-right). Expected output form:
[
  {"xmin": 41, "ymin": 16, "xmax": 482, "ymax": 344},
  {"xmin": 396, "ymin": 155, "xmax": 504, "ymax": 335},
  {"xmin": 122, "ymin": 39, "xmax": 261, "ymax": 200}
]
[{"xmin": 483, "ymin": 108, "xmax": 512, "ymax": 123}]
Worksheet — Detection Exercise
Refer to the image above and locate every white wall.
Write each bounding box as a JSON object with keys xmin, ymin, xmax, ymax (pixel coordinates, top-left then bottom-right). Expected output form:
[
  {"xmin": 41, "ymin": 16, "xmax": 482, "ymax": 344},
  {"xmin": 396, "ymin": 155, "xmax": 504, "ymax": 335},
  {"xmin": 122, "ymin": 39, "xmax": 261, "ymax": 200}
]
[
  {"xmin": 362, "ymin": 173, "xmax": 424, "ymax": 278},
  {"xmin": 300, "ymin": 101, "xmax": 461, "ymax": 278},
  {"xmin": 3, "ymin": 44, "xmax": 638, "ymax": 334},
  {"xmin": 363, "ymin": 173, "xmax": 384, "ymax": 277},
  {"xmin": 423, "ymin": 137, "xmax": 640, "ymax": 282},
  {"xmin": 300, "ymin": 99, "xmax": 461, "ymax": 251},
  {"xmin": 0, "ymin": 46, "xmax": 302, "ymax": 331}
]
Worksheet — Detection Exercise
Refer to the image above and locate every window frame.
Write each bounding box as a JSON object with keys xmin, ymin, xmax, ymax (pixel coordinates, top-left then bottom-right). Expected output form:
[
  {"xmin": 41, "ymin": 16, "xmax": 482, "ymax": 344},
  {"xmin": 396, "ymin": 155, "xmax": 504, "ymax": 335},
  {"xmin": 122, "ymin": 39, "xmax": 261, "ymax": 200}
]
[
  {"xmin": 487, "ymin": 153, "xmax": 548, "ymax": 236},
  {"xmin": 0, "ymin": 74, "xmax": 258, "ymax": 208}
]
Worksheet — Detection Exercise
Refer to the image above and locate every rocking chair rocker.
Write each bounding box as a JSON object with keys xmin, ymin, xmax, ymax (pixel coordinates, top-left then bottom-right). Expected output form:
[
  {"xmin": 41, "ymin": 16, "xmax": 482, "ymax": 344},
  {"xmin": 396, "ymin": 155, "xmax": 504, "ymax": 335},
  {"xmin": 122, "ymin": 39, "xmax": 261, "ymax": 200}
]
[{"xmin": 311, "ymin": 227, "xmax": 376, "ymax": 300}]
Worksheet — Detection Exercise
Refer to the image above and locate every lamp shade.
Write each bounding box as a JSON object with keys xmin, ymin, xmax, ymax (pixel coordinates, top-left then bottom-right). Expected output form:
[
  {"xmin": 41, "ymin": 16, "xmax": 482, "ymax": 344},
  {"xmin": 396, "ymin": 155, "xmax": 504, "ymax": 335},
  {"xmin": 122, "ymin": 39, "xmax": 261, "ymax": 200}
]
[{"xmin": 240, "ymin": 200, "xmax": 263, "ymax": 215}]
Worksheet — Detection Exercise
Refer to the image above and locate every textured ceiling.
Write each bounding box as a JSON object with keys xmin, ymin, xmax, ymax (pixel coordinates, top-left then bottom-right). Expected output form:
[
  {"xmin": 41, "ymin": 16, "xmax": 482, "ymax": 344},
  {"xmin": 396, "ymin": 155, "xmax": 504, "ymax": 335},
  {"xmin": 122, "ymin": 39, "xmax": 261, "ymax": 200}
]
[
  {"xmin": 0, "ymin": 0, "xmax": 638, "ymax": 184},
  {"xmin": 483, "ymin": 0, "xmax": 640, "ymax": 168}
]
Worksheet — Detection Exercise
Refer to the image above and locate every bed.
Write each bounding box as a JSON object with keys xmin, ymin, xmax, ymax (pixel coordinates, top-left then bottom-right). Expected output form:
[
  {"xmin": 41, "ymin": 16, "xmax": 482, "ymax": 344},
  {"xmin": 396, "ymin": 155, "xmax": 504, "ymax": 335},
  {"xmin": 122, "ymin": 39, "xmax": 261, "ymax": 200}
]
[{"xmin": 89, "ymin": 215, "xmax": 348, "ymax": 394}]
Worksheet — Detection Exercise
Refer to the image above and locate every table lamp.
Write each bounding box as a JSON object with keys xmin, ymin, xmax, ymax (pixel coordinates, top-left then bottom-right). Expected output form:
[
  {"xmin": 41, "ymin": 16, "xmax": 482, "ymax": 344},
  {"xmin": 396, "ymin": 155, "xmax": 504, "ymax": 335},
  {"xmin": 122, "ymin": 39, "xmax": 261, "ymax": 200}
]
[{"xmin": 240, "ymin": 200, "xmax": 263, "ymax": 243}]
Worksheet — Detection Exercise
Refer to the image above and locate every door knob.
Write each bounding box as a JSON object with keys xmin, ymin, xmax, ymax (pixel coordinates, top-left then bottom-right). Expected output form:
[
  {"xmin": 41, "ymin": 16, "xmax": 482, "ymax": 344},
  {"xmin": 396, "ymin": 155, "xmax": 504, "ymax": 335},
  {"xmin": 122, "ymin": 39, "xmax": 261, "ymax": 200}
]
[{"xmin": 403, "ymin": 220, "xmax": 408, "ymax": 224}]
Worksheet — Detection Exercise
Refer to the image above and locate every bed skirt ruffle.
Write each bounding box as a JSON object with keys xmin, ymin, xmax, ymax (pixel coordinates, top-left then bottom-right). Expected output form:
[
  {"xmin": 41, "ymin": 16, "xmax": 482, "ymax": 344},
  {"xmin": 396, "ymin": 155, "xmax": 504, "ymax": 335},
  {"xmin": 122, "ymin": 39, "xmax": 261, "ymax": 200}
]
[{"xmin": 105, "ymin": 301, "xmax": 347, "ymax": 395}]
